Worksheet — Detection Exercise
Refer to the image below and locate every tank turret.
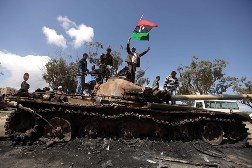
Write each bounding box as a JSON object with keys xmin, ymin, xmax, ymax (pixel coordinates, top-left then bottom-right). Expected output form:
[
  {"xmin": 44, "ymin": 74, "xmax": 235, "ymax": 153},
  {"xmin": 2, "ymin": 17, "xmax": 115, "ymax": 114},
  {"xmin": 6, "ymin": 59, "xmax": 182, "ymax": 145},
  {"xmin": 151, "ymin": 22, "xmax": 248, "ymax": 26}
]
[{"xmin": 95, "ymin": 77, "xmax": 143, "ymax": 97}]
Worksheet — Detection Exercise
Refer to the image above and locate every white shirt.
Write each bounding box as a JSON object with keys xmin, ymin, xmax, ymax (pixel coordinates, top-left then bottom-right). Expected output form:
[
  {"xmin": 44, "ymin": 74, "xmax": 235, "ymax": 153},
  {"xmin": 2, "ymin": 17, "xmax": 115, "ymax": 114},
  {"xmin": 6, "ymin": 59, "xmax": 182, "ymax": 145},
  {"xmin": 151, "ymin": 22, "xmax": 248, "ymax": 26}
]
[{"xmin": 132, "ymin": 53, "xmax": 137, "ymax": 64}]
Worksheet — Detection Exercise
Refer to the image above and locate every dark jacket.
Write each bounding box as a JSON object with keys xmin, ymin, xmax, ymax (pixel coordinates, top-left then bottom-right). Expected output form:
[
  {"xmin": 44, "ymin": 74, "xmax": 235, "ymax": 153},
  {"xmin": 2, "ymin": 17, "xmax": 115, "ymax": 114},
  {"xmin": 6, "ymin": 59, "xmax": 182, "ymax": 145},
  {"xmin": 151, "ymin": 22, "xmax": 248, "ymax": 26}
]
[
  {"xmin": 20, "ymin": 81, "xmax": 30, "ymax": 92},
  {"xmin": 100, "ymin": 53, "xmax": 113, "ymax": 66},
  {"xmin": 125, "ymin": 43, "xmax": 149, "ymax": 67},
  {"xmin": 77, "ymin": 58, "xmax": 88, "ymax": 76},
  {"xmin": 17, "ymin": 81, "xmax": 30, "ymax": 96}
]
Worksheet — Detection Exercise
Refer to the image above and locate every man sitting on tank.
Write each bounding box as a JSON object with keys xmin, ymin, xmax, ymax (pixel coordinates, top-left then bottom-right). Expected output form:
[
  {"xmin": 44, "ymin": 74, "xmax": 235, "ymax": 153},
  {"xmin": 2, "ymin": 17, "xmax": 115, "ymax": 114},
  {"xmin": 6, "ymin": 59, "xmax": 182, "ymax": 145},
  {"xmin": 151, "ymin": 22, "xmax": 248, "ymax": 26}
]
[
  {"xmin": 17, "ymin": 72, "xmax": 30, "ymax": 97},
  {"xmin": 88, "ymin": 65, "xmax": 98, "ymax": 89},
  {"xmin": 53, "ymin": 86, "xmax": 68, "ymax": 103},
  {"xmin": 117, "ymin": 66, "xmax": 131, "ymax": 81},
  {"xmin": 149, "ymin": 76, "xmax": 170, "ymax": 101}
]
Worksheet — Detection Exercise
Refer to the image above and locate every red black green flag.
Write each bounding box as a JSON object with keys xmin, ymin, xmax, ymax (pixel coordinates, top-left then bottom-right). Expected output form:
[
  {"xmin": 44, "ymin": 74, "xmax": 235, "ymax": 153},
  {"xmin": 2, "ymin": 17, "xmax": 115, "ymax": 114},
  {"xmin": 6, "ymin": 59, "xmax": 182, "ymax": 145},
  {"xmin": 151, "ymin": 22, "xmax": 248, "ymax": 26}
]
[{"xmin": 131, "ymin": 20, "xmax": 158, "ymax": 40}]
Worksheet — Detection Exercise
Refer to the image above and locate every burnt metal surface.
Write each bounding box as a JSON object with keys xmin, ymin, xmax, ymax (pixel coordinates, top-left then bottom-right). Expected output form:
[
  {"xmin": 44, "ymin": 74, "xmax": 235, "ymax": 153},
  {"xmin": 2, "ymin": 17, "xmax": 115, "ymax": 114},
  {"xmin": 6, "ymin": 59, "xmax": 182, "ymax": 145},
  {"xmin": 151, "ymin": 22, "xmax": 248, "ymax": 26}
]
[
  {"xmin": 0, "ymin": 101, "xmax": 8, "ymax": 110},
  {"xmin": 4, "ymin": 98, "xmax": 250, "ymax": 146},
  {"xmin": 4, "ymin": 77, "xmax": 252, "ymax": 146},
  {"xmin": 95, "ymin": 77, "xmax": 143, "ymax": 98}
]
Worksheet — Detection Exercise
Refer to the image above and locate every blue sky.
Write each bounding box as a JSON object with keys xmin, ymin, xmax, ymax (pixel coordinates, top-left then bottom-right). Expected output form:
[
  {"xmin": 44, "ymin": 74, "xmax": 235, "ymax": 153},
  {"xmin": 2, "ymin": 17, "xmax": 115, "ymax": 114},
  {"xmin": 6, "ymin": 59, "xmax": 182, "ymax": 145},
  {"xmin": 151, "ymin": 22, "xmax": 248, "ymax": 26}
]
[{"xmin": 0, "ymin": 0, "xmax": 251, "ymax": 110}]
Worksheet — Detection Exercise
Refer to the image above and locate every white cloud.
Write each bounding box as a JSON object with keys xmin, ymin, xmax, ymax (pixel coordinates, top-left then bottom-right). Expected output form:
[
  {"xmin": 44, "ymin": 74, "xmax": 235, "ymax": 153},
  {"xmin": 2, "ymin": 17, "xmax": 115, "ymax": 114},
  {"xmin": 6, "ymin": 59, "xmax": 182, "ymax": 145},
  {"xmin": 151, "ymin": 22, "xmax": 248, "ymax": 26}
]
[
  {"xmin": 67, "ymin": 24, "xmax": 94, "ymax": 48},
  {"xmin": 0, "ymin": 51, "xmax": 50, "ymax": 91},
  {"xmin": 42, "ymin": 16, "xmax": 94, "ymax": 49},
  {"xmin": 42, "ymin": 26, "xmax": 67, "ymax": 48},
  {"xmin": 57, "ymin": 16, "xmax": 77, "ymax": 30}
]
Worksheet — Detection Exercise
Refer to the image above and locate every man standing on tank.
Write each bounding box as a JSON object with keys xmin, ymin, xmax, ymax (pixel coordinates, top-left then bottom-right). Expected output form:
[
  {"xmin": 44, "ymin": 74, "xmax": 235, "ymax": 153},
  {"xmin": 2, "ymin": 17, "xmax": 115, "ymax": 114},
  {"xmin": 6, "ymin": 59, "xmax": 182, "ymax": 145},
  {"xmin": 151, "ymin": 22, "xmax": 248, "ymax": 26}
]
[
  {"xmin": 100, "ymin": 48, "xmax": 113, "ymax": 80},
  {"xmin": 100, "ymin": 48, "xmax": 113, "ymax": 68},
  {"xmin": 163, "ymin": 71, "xmax": 179, "ymax": 104},
  {"xmin": 76, "ymin": 53, "xmax": 89, "ymax": 95},
  {"xmin": 125, "ymin": 38, "xmax": 150, "ymax": 83}
]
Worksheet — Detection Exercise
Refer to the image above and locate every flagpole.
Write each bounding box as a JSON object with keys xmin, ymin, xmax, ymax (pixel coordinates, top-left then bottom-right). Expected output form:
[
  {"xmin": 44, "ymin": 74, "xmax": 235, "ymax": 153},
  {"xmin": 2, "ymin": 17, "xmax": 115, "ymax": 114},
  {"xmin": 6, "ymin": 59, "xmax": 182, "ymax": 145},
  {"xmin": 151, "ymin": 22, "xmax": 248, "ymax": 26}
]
[
  {"xmin": 139, "ymin": 14, "xmax": 144, "ymax": 20},
  {"xmin": 130, "ymin": 14, "xmax": 144, "ymax": 40}
]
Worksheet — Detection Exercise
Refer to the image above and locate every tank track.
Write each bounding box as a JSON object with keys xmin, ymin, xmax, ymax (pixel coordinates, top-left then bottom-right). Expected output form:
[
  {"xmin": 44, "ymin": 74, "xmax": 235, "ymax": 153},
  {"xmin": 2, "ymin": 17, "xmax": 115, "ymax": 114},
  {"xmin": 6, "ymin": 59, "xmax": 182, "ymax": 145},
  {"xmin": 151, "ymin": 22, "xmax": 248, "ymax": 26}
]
[
  {"xmin": 4, "ymin": 108, "xmax": 37, "ymax": 143},
  {"xmin": 5, "ymin": 105, "xmax": 251, "ymax": 145}
]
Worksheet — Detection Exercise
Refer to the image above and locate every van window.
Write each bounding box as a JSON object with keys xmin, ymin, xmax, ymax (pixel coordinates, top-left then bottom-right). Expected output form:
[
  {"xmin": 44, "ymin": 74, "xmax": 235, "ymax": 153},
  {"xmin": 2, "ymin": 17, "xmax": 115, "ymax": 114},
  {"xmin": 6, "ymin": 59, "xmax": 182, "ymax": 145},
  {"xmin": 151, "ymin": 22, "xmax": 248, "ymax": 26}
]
[
  {"xmin": 210, "ymin": 101, "xmax": 215, "ymax": 108},
  {"xmin": 196, "ymin": 102, "xmax": 203, "ymax": 108},
  {"xmin": 226, "ymin": 102, "xmax": 239, "ymax": 109},
  {"xmin": 203, "ymin": 101, "xmax": 239, "ymax": 110},
  {"xmin": 216, "ymin": 102, "xmax": 221, "ymax": 109},
  {"xmin": 205, "ymin": 102, "xmax": 210, "ymax": 108}
]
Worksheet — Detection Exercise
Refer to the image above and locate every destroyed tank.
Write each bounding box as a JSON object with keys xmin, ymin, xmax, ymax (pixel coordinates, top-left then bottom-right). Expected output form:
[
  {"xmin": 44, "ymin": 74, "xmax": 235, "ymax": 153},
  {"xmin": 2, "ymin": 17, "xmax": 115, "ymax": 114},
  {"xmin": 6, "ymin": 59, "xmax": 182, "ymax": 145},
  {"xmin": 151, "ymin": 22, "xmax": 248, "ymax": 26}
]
[{"xmin": 4, "ymin": 77, "xmax": 252, "ymax": 146}]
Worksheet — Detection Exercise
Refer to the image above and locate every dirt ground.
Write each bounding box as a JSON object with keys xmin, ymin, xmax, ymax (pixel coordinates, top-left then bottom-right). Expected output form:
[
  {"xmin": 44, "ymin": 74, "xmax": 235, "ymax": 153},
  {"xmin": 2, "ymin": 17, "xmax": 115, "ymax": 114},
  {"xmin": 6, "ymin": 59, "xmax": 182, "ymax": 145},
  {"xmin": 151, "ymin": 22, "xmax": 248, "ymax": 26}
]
[{"xmin": 0, "ymin": 112, "xmax": 252, "ymax": 168}]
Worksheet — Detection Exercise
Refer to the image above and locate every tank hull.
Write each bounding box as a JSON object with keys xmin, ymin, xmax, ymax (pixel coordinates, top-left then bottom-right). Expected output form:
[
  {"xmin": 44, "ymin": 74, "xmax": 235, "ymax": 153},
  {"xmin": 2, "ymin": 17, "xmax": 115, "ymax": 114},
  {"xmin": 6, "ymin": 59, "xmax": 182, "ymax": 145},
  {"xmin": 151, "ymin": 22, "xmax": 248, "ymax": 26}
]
[
  {"xmin": 4, "ymin": 96, "xmax": 251, "ymax": 146},
  {"xmin": 4, "ymin": 78, "xmax": 252, "ymax": 145}
]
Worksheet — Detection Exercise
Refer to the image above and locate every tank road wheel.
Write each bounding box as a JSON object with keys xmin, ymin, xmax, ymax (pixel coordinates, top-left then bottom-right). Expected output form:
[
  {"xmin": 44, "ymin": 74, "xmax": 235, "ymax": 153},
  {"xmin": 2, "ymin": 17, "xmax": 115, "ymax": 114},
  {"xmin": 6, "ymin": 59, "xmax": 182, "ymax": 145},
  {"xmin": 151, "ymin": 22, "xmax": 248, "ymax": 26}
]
[
  {"xmin": 172, "ymin": 125, "xmax": 191, "ymax": 141},
  {"xmin": 224, "ymin": 123, "xmax": 248, "ymax": 142},
  {"xmin": 78, "ymin": 117, "xmax": 100, "ymax": 138},
  {"xmin": 201, "ymin": 122, "xmax": 223, "ymax": 145},
  {"xmin": 5, "ymin": 109, "xmax": 36, "ymax": 141},
  {"xmin": 152, "ymin": 127, "xmax": 165, "ymax": 141},
  {"xmin": 44, "ymin": 116, "xmax": 73, "ymax": 142},
  {"xmin": 179, "ymin": 124, "xmax": 191, "ymax": 140},
  {"xmin": 118, "ymin": 119, "xmax": 139, "ymax": 140}
]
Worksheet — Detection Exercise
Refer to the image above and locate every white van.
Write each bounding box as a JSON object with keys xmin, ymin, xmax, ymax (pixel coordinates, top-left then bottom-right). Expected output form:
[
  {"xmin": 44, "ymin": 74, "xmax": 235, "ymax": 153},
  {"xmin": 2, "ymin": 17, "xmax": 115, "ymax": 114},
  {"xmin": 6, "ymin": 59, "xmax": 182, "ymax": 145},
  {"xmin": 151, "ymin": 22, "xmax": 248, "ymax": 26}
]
[{"xmin": 194, "ymin": 100, "xmax": 240, "ymax": 113}]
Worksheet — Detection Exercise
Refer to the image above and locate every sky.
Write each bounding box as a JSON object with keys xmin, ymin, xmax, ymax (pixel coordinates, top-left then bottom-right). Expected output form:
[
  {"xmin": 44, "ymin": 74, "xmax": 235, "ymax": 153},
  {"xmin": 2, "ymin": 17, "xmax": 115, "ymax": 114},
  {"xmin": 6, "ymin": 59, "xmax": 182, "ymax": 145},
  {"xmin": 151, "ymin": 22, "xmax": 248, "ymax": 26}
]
[{"xmin": 0, "ymin": 0, "xmax": 251, "ymax": 111}]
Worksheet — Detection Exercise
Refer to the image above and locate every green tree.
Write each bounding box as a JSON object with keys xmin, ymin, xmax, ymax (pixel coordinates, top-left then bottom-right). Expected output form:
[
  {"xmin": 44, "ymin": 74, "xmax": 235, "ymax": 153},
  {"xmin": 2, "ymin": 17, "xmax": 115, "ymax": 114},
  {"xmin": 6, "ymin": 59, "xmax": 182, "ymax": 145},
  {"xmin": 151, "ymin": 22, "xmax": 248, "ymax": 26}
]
[
  {"xmin": 135, "ymin": 69, "xmax": 149, "ymax": 87},
  {"xmin": 177, "ymin": 56, "xmax": 231, "ymax": 95},
  {"xmin": 42, "ymin": 42, "xmax": 124, "ymax": 93},
  {"xmin": 231, "ymin": 77, "xmax": 252, "ymax": 108},
  {"xmin": 42, "ymin": 57, "xmax": 77, "ymax": 94},
  {"xmin": 84, "ymin": 41, "xmax": 103, "ymax": 65}
]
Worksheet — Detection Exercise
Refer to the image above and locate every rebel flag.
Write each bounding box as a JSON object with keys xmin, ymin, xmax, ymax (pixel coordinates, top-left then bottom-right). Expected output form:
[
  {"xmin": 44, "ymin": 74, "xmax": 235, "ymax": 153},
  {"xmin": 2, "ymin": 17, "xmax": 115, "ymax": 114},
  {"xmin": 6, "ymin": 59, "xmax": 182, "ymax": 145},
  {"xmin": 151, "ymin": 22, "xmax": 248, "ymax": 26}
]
[{"xmin": 131, "ymin": 20, "xmax": 158, "ymax": 40}]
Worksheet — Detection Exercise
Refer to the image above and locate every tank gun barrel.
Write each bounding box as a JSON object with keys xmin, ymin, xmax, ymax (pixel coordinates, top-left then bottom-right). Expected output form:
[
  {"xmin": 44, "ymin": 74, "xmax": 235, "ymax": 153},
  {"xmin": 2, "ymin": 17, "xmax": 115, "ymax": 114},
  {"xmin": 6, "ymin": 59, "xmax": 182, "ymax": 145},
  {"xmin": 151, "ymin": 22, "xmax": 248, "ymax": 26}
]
[{"xmin": 171, "ymin": 94, "xmax": 252, "ymax": 101}]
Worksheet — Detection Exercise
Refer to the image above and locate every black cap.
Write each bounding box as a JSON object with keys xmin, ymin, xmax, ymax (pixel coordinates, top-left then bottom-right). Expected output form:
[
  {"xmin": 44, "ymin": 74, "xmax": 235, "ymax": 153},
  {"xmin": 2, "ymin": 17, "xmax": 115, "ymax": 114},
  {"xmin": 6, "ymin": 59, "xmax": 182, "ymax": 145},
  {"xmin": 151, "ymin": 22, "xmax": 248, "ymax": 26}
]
[
  {"xmin": 171, "ymin": 71, "xmax": 177, "ymax": 74},
  {"xmin": 83, "ymin": 53, "xmax": 88, "ymax": 57}
]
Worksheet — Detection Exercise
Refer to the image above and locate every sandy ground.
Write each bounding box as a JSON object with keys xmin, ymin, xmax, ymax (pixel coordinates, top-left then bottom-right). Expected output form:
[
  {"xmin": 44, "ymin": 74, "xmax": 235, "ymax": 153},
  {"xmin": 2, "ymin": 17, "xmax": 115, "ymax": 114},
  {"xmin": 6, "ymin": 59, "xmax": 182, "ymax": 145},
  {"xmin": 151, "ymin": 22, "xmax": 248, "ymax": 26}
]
[{"xmin": 0, "ymin": 111, "xmax": 252, "ymax": 168}]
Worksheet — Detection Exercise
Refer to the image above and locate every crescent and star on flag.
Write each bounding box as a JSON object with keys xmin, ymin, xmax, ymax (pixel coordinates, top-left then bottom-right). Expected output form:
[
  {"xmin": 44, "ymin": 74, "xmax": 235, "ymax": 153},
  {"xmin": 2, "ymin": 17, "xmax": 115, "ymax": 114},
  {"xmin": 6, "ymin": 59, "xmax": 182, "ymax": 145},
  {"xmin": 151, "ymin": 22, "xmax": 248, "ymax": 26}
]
[{"xmin": 131, "ymin": 15, "xmax": 158, "ymax": 41}]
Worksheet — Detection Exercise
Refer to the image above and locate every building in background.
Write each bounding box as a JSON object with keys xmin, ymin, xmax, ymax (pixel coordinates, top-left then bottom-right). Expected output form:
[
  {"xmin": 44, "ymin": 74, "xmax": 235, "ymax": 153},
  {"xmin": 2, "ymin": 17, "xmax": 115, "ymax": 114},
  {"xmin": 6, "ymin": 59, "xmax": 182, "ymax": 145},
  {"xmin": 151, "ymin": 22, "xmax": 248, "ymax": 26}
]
[{"xmin": 0, "ymin": 87, "xmax": 17, "ymax": 96}]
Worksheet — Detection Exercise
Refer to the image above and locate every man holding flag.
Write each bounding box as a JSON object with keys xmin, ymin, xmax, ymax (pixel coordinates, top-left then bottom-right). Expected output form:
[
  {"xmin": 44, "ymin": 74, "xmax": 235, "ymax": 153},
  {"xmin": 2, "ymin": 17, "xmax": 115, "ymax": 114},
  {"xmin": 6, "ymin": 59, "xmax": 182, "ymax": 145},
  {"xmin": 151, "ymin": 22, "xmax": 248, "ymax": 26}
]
[
  {"xmin": 125, "ymin": 19, "xmax": 158, "ymax": 83},
  {"xmin": 125, "ymin": 37, "xmax": 150, "ymax": 83}
]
